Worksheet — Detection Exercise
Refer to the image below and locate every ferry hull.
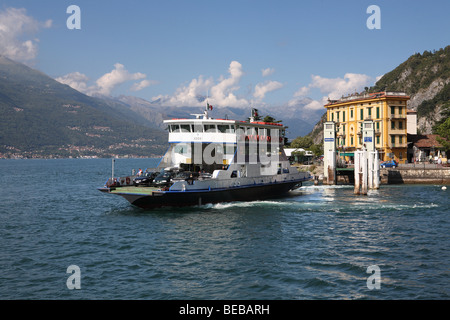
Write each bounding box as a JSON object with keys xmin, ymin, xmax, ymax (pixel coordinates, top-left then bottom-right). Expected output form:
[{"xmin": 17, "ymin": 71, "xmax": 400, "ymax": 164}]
[{"xmin": 100, "ymin": 180, "xmax": 303, "ymax": 209}]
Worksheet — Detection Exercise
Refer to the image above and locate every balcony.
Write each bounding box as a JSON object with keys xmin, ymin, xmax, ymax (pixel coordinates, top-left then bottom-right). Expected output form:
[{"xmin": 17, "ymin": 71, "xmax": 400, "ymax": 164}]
[
  {"xmin": 389, "ymin": 142, "xmax": 407, "ymax": 149},
  {"xmin": 389, "ymin": 128, "xmax": 406, "ymax": 135},
  {"xmin": 389, "ymin": 113, "xmax": 406, "ymax": 120}
]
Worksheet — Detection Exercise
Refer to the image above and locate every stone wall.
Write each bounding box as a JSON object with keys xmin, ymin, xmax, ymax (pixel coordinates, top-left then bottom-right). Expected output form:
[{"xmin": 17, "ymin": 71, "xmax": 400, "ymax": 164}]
[{"xmin": 380, "ymin": 167, "xmax": 450, "ymax": 184}]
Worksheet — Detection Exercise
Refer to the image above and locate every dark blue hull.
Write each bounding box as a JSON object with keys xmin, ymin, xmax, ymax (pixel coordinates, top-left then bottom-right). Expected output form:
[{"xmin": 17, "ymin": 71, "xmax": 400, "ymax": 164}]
[{"xmin": 116, "ymin": 180, "xmax": 304, "ymax": 209}]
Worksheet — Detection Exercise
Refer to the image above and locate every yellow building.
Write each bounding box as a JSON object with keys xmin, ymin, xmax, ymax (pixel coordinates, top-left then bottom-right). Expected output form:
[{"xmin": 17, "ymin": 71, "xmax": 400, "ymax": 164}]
[{"xmin": 324, "ymin": 92, "xmax": 410, "ymax": 164}]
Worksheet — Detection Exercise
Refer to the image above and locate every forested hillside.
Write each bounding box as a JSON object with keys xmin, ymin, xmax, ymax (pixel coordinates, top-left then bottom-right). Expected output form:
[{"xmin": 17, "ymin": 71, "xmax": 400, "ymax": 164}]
[{"xmin": 0, "ymin": 56, "xmax": 166, "ymax": 158}]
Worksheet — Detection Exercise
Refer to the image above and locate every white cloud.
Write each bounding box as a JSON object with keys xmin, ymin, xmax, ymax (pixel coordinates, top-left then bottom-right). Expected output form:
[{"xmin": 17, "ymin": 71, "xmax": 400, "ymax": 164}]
[
  {"xmin": 308, "ymin": 73, "xmax": 372, "ymax": 99},
  {"xmin": 154, "ymin": 62, "xmax": 290, "ymax": 108},
  {"xmin": 55, "ymin": 72, "xmax": 90, "ymax": 93},
  {"xmin": 253, "ymin": 81, "xmax": 284, "ymax": 100},
  {"xmin": 209, "ymin": 61, "xmax": 247, "ymax": 107},
  {"xmin": 95, "ymin": 63, "xmax": 146, "ymax": 96},
  {"xmin": 289, "ymin": 73, "xmax": 373, "ymax": 111},
  {"xmin": 293, "ymin": 86, "xmax": 310, "ymax": 97},
  {"xmin": 156, "ymin": 61, "xmax": 249, "ymax": 108},
  {"xmin": 56, "ymin": 63, "xmax": 156, "ymax": 96},
  {"xmin": 163, "ymin": 75, "xmax": 214, "ymax": 106},
  {"xmin": 262, "ymin": 67, "xmax": 275, "ymax": 77},
  {"xmin": 0, "ymin": 7, "xmax": 51, "ymax": 64},
  {"xmin": 130, "ymin": 79, "xmax": 158, "ymax": 92},
  {"xmin": 375, "ymin": 74, "xmax": 384, "ymax": 83}
]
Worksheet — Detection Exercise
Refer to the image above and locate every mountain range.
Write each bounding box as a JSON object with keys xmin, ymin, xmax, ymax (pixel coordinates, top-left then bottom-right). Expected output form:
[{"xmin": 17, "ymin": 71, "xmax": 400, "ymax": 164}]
[
  {"xmin": 0, "ymin": 55, "xmax": 166, "ymax": 158},
  {"xmin": 0, "ymin": 55, "xmax": 318, "ymax": 158},
  {"xmin": 2, "ymin": 46, "xmax": 448, "ymax": 158}
]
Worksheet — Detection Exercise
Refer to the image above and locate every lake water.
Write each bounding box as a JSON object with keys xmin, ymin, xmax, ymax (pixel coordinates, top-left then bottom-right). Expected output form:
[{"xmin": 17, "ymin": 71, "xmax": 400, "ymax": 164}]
[{"xmin": 0, "ymin": 158, "xmax": 448, "ymax": 300}]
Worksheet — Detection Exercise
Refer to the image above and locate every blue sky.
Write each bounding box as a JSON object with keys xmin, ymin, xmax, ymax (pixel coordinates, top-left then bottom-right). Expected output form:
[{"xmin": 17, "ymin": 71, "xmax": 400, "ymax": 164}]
[{"xmin": 1, "ymin": 0, "xmax": 449, "ymax": 113}]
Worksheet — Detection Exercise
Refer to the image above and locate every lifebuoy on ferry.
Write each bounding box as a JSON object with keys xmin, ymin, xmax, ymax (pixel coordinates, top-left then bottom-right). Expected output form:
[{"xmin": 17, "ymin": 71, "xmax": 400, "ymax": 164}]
[
  {"xmin": 126, "ymin": 177, "xmax": 130, "ymax": 185},
  {"xmin": 268, "ymin": 136, "xmax": 271, "ymax": 142}
]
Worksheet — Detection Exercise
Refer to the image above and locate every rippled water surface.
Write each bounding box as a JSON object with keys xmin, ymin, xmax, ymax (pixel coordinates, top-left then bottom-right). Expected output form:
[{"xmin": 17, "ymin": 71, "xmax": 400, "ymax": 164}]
[{"xmin": 0, "ymin": 158, "xmax": 448, "ymax": 299}]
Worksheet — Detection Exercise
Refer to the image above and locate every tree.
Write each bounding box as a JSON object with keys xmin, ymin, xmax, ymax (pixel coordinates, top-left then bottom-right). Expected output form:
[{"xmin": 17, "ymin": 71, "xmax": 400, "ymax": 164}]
[
  {"xmin": 262, "ymin": 115, "xmax": 282, "ymax": 123},
  {"xmin": 434, "ymin": 116, "xmax": 450, "ymax": 152},
  {"xmin": 309, "ymin": 143, "xmax": 324, "ymax": 156},
  {"xmin": 290, "ymin": 135, "xmax": 313, "ymax": 149}
]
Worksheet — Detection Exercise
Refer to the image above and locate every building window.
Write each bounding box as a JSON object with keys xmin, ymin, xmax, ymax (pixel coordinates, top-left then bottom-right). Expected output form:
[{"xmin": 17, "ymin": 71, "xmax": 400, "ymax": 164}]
[
  {"xmin": 360, "ymin": 109, "xmax": 364, "ymax": 120},
  {"xmin": 351, "ymin": 136, "xmax": 354, "ymax": 145},
  {"xmin": 391, "ymin": 121, "xmax": 395, "ymax": 130},
  {"xmin": 391, "ymin": 106, "xmax": 395, "ymax": 115},
  {"xmin": 391, "ymin": 135, "xmax": 395, "ymax": 144},
  {"xmin": 399, "ymin": 136, "xmax": 403, "ymax": 144},
  {"xmin": 350, "ymin": 109, "xmax": 353, "ymax": 118},
  {"xmin": 368, "ymin": 107, "xmax": 372, "ymax": 117},
  {"xmin": 399, "ymin": 121, "xmax": 403, "ymax": 129},
  {"xmin": 376, "ymin": 122, "xmax": 380, "ymax": 130},
  {"xmin": 343, "ymin": 111, "xmax": 345, "ymax": 122},
  {"xmin": 336, "ymin": 111, "xmax": 340, "ymax": 122},
  {"xmin": 398, "ymin": 106, "xmax": 403, "ymax": 115},
  {"xmin": 331, "ymin": 112, "xmax": 334, "ymax": 121},
  {"xmin": 376, "ymin": 136, "xmax": 380, "ymax": 144},
  {"xmin": 376, "ymin": 107, "xmax": 380, "ymax": 119}
]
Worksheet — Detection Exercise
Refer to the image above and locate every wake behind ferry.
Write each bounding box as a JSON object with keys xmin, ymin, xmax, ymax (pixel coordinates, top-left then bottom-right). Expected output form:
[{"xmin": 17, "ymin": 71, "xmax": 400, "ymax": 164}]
[{"xmin": 99, "ymin": 106, "xmax": 311, "ymax": 209}]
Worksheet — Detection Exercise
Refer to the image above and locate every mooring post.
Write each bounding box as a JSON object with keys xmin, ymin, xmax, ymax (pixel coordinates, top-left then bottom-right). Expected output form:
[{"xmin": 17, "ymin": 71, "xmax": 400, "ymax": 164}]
[
  {"xmin": 327, "ymin": 150, "xmax": 336, "ymax": 185},
  {"xmin": 354, "ymin": 151, "xmax": 360, "ymax": 194},
  {"xmin": 374, "ymin": 150, "xmax": 380, "ymax": 189},
  {"xmin": 112, "ymin": 158, "xmax": 115, "ymax": 180},
  {"xmin": 368, "ymin": 151, "xmax": 374, "ymax": 190},
  {"xmin": 361, "ymin": 151, "xmax": 368, "ymax": 195}
]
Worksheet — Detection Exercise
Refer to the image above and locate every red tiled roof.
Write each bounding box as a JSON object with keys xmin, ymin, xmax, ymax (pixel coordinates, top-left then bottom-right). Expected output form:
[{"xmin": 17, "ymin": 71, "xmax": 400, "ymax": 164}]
[{"xmin": 413, "ymin": 134, "xmax": 444, "ymax": 148}]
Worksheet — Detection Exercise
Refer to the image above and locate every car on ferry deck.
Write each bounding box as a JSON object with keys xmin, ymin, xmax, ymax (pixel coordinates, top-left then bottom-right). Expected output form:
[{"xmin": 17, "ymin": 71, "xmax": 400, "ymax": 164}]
[{"xmin": 133, "ymin": 171, "xmax": 159, "ymax": 186}]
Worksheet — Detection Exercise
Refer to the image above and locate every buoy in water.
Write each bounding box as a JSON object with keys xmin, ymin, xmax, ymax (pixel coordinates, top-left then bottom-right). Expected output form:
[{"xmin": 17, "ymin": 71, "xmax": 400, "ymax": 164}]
[{"xmin": 442, "ymin": 186, "xmax": 447, "ymax": 190}]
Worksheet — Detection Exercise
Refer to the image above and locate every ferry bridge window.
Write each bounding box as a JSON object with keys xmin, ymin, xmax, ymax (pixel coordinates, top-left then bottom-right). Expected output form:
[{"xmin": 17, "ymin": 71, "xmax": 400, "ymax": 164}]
[
  {"xmin": 180, "ymin": 124, "xmax": 191, "ymax": 132},
  {"xmin": 171, "ymin": 124, "xmax": 180, "ymax": 132},
  {"xmin": 218, "ymin": 125, "xmax": 228, "ymax": 133},
  {"xmin": 174, "ymin": 144, "xmax": 189, "ymax": 154},
  {"xmin": 204, "ymin": 124, "xmax": 216, "ymax": 132}
]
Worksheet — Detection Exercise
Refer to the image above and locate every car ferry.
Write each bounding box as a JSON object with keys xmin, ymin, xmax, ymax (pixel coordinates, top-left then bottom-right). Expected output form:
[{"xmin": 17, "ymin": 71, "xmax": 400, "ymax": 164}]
[{"xmin": 99, "ymin": 106, "xmax": 311, "ymax": 209}]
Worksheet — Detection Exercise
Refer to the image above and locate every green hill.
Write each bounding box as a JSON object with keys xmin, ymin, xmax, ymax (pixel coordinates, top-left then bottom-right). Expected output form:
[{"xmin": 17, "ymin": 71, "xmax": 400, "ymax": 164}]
[
  {"xmin": 370, "ymin": 45, "xmax": 450, "ymax": 132},
  {"xmin": 0, "ymin": 56, "xmax": 167, "ymax": 158},
  {"xmin": 306, "ymin": 45, "xmax": 450, "ymax": 145}
]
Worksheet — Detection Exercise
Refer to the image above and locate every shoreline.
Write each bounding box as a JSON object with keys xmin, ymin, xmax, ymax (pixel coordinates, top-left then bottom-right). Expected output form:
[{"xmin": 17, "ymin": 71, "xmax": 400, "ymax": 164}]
[{"xmin": 297, "ymin": 163, "xmax": 450, "ymax": 185}]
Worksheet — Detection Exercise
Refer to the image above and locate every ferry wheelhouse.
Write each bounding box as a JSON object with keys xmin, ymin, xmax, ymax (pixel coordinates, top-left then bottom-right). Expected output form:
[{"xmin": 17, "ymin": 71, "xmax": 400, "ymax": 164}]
[{"xmin": 99, "ymin": 107, "xmax": 311, "ymax": 209}]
